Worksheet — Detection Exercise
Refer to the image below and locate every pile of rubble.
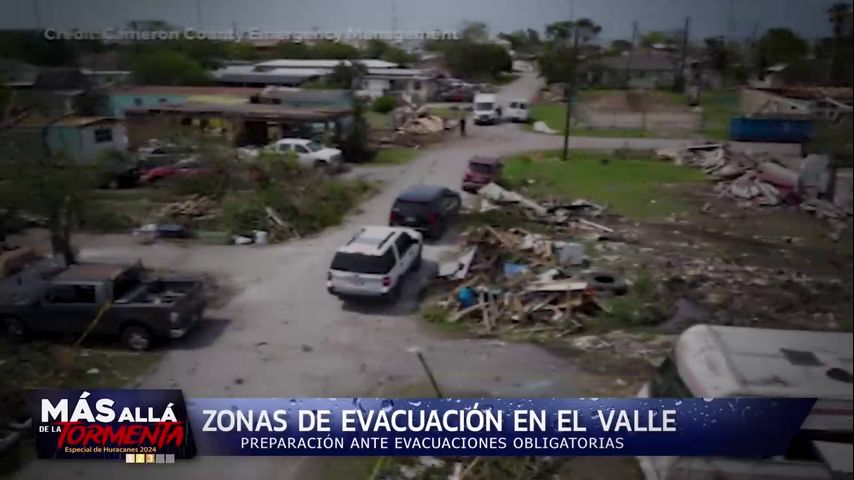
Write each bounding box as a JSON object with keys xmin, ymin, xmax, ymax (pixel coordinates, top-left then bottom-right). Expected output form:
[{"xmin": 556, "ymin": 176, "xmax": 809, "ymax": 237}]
[
  {"xmin": 657, "ymin": 144, "xmax": 852, "ymax": 222},
  {"xmin": 477, "ymin": 183, "xmax": 614, "ymax": 234},
  {"xmin": 433, "ymin": 225, "xmax": 627, "ymax": 335},
  {"xmin": 158, "ymin": 195, "xmax": 216, "ymax": 220}
]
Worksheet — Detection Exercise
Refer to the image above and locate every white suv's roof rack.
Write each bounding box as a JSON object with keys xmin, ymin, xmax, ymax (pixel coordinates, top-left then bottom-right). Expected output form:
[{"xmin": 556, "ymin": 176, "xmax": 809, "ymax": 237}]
[{"xmin": 340, "ymin": 227, "xmax": 402, "ymax": 256}]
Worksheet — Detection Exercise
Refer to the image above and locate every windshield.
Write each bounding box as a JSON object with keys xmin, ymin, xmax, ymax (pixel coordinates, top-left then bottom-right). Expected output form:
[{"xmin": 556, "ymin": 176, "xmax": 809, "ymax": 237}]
[
  {"xmin": 306, "ymin": 141, "xmax": 323, "ymax": 152},
  {"xmin": 393, "ymin": 200, "xmax": 431, "ymax": 216},
  {"xmin": 330, "ymin": 251, "xmax": 395, "ymax": 275},
  {"xmin": 475, "ymin": 102, "xmax": 494, "ymax": 111},
  {"xmin": 469, "ymin": 163, "xmax": 495, "ymax": 174}
]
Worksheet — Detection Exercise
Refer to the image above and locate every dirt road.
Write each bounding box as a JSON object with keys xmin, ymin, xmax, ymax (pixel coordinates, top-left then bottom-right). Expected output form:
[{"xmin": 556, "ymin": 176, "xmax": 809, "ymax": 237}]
[{"xmin": 13, "ymin": 73, "xmax": 800, "ymax": 480}]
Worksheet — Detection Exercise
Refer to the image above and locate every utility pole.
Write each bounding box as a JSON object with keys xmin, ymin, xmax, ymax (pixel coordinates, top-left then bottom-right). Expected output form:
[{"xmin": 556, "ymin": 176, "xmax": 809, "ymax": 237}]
[
  {"xmin": 561, "ymin": 26, "xmax": 581, "ymax": 162},
  {"xmin": 624, "ymin": 21, "xmax": 638, "ymax": 87},
  {"xmin": 675, "ymin": 16, "xmax": 691, "ymax": 93},
  {"xmin": 196, "ymin": 0, "xmax": 203, "ymax": 29}
]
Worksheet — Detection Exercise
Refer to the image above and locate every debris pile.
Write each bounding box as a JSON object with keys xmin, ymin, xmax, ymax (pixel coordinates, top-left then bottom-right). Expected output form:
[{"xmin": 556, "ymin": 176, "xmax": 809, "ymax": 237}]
[
  {"xmin": 657, "ymin": 144, "xmax": 853, "ymax": 223},
  {"xmin": 477, "ymin": 183, "xmax": 613, "ymax": 233},
  {"xmin": 433, "ymin": 225, "xmax": 627, "ymax": 335},
  {"xmin": 158, "ymin": 195, "xmax": 216, "ymax": 220}
]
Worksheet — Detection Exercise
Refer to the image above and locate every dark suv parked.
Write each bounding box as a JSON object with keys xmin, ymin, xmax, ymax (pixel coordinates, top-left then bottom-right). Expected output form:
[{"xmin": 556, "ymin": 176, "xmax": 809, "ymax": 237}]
[{"xmin": 389, "ymin": 185, "xmax": 461, "ymax": 240}]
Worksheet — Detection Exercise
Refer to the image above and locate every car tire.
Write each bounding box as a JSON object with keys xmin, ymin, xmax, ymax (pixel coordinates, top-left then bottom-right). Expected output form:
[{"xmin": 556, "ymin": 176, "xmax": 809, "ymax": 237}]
[
  {"xmin": 585, "ymin": 272, "xmax": 629, "ymax": 296},
  {"xmin": 121, "ymin": 324, "xmax": 153, "ymax": 352},
  {"xmin": 314, "ymin": 160, "xmax": 328, "ymax": 170},
  {"xmin": 1, "ymin": 317, "xmax": 26, "ymax": 343}
]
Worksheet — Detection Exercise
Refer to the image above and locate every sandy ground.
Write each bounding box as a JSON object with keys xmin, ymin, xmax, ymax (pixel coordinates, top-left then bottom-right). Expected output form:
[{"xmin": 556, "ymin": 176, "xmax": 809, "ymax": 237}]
[{"xmin": 10, "ymin": 73, "xmax": 803, "ymax": 480}]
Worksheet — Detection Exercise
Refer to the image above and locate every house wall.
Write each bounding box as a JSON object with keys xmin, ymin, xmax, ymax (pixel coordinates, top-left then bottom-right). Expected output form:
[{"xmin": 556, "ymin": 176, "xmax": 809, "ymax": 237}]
[
  {"xmin": 45, "ymin": 123, "xmax": 128, "ymax": 161},
  {"xmin": 362, "ymin": 78, "xmax": 391, "ymax": 99},
  {"xmin": 404, "ymin": 79, "xmax": 435, "ymax": 103},
  {"xmin": 108, "ymin": 93, "xmax": 187, "ymax": 118}
]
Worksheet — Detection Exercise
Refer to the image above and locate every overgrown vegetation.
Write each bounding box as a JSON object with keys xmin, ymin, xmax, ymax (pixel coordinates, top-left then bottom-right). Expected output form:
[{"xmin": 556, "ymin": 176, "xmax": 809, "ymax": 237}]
[
  {"xmin": 371, "ymin": 95, "xmax": 397, "ymax": 114},
  {"xmin": 161, "ymin": 148, "xmax": 376, "ymax": 238},
  {"xmin": 0, "ymin": 144, "xmax": 111, "ymax": 263}
]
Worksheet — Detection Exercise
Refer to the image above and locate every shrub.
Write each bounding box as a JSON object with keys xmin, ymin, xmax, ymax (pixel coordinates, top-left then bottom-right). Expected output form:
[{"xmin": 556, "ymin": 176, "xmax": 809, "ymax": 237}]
[
  {"xmin": 218, "ymin": 192, "xmax": 267, "ymax": 235},
  {"xmin": 371, "ymin": 95, "xmax": 397, "ymax": 114},
  {"xmin": 169, "ymin": 174, "xmax": 232, "ymax": 198}
]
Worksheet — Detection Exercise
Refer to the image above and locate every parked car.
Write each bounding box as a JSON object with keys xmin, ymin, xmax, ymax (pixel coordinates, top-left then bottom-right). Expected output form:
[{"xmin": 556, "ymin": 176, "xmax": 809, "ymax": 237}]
[
  {"xmin": 140, "ymin": 157, "xmax": 209, "ymax": 183},
  {"xmin": 638, "ymin": 324, "xmax": 853, "ymax": 480},
  {"xmin": 327, "ymin": 226, "xmax": 422, "ymax": 303},
  {"xmin": 389, "ymin": 185, "xmax": 461, "ymax": 240},
  {"xmin": 438, "ymin": 88, "xmax": 474, "ymax": 103},
  {"xmin": 462, "ymin": 156, "xmax": 502, "ymax": 193},
  {"xmin": 504, "ymin": 99, "xmax": 530, "ymax": 123},
  {"xmin": 137, "ymin": 141, "xmax": 197, "ymax": 163},
  {"xmin": 473, "ymin": 93, "xmax": 501, "ymax": 125},
  {"xmin": 99, "ymin": 160, "xmax": 140, "ymax": 189},
  {"xmin": 0, "ymin": 263, "xmax": 206, "ymax": 351},
  {"xmin": 269, "ymin": 138, "xmax": 343, "ymax": 168}
]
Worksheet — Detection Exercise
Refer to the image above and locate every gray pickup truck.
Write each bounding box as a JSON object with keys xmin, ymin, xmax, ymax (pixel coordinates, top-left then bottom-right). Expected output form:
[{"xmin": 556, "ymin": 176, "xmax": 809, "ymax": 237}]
[{"xmin": 0, "ymin": 263, "xmax": 206, "ymax": 351}]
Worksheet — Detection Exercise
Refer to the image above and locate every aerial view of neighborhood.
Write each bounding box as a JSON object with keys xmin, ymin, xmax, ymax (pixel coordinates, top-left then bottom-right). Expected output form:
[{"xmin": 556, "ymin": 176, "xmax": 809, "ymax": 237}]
[{"xmin": 0, "ymin": 0, "xmax": 852, "ymax": 478}]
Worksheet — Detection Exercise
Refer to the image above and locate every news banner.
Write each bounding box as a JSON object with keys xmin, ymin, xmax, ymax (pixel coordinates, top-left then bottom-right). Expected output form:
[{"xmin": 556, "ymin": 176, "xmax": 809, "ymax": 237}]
[{"xmin": 30, "ymin": 390, "xmax": 815, "ymax": 462}]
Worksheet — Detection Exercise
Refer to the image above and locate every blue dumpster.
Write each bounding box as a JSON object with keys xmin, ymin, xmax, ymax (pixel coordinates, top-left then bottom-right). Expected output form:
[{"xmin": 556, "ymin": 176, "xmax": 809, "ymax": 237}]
[{"xmin": 729, "ymin": 117, "xmax": 813, "ymax": 143}]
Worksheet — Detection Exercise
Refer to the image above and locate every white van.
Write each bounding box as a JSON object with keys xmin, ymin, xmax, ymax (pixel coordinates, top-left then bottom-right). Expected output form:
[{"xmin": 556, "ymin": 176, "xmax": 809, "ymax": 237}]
[
  {"xmin": 473, "ymin": 93, "xmax": 501, "ymax": 125},
  {"xmin": 639, "ymin": 324, "xmax": 853, "ymax": 480},
  {"xmin": 504, "ymin": 98, "xmax": 529, "ymax": 123}
]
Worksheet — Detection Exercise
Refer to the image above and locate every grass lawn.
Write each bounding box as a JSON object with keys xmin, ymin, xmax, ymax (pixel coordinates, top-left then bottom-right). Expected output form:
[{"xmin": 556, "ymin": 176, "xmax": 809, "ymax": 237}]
[
  {"xmin": 699, "ymin": 89, "xmax": 738, "ymax": 140},
  {"xmin": 429, "ymin": 106, "xmax": 459, "ymax": 119},
  {"xmin": 372, "ymin": 147, "xmax": 420, "ymax": 165},
  {"xmin": 502, "ymin": 150, "xmax": 708, "ymax": 219},
  {"xmin": 528, "ymin": 103, "xmax": 648, "ymax": 138}
]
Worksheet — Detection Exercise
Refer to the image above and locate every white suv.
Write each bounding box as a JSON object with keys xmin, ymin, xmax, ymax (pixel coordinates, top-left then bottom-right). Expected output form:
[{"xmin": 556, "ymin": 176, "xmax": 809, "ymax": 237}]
[
  {"xmin": 328, "ymin": 227, "xmax": 423, "ymax": 302},
  {"xmin": 270, "ymin": 138, "xmax": 343, "ymax": 168}
]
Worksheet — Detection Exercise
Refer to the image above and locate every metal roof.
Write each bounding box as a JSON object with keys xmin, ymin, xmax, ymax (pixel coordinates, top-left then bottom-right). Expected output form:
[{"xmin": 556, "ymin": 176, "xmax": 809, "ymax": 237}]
[
  {"xmin": 112, "ymin": 86, "xmax": 261, "ymax": 96},
  {"xmin": 125, "ymin": 102, "xmax": 351, "ymax": 120},
  {"xmin": 254, "ymin": 59, "xmax": 399, "ymax": 69},
  {"xmin": 675, "ymin": 324, "xmax": 854, "ymax": 399}
]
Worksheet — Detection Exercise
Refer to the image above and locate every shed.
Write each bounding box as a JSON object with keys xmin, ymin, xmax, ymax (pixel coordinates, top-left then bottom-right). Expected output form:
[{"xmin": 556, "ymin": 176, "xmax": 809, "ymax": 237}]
[{"xmin": 44, "ymin": 116, "xmax": 128, "ymax": 161}]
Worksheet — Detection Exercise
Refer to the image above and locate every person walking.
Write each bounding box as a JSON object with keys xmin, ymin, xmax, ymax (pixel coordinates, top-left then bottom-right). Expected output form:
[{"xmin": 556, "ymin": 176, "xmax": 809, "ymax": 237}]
[{"xmin": 459, "ymin": 114, "xmax": 467, "ymax": 137}]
